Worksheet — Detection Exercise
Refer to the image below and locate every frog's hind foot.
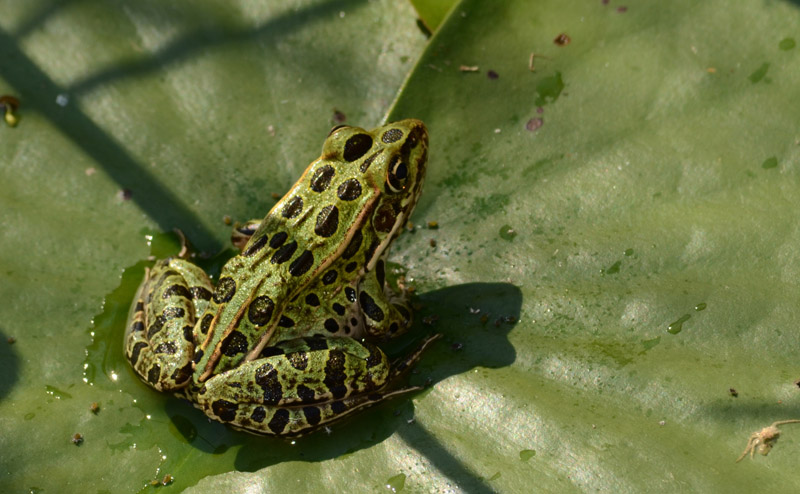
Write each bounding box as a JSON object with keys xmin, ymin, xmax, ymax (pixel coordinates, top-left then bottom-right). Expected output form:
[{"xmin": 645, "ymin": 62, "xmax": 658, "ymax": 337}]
[{"xmin": 387, "ymin": 333, "xmax": 441, "ymax": 384}]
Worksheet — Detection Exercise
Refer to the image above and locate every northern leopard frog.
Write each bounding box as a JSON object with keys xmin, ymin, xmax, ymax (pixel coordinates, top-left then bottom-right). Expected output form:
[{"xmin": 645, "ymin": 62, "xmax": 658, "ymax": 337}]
[{"xmin": 124, "ymin": 119, "xmax": 437, "ymax": 436}]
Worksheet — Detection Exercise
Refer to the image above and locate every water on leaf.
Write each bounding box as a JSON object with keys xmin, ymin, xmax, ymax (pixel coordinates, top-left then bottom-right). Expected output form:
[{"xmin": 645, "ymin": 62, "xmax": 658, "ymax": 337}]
[
  {"xmin": 667, "ymin": 314, "xmax": 691, "ymax": 334},
  {"xmin": 385, "ymin": 473, "xmax": 406, "ymax": 492}
]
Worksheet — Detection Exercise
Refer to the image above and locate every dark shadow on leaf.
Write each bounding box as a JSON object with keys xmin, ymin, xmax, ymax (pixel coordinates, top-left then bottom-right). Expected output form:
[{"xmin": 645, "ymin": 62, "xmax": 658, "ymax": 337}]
[
  {"xmin": 13, "ymin": 0, "xmax": 87, "ymax": 38},
  {"xmin": 0, "ymin": 0, "xmax": 368, "ymax": 252},
  {"xmin": 0, "ymin": 328, "xmax": 20, "ymax": 399},
  {"xmin": 0, "ymin": 27, "xmax": 220, "ymax": 250},
  {"xmin": 703, "ymin": 397, "xmax": 800, "ymax": 424},
  {"xmin": 67, "ymin": 0, "xmax": 367, "ymax": 97},
  {"xmin": 212, "ymin": 282, "xmax": 521, "ymax": 487}
]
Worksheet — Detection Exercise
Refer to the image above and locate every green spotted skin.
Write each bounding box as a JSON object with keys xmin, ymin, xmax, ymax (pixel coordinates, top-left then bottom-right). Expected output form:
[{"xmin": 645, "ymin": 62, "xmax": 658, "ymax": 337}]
[{"xmin": 124, "ymin": 120, "xmax": 437, "ymax": 436}]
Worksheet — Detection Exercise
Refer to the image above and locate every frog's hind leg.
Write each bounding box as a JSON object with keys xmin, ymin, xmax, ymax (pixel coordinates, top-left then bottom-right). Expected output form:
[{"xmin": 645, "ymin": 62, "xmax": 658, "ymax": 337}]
[
  {"xmin": 194, "ymin": 335, "xmax": 439, "ymax": 436},
  {"xmin": 287, "ymin": 333, "xmax": 443, "ymax": 435},
  {"xmin": 124, "ymin": 258, "xmax": 212, "ymax": 391}
]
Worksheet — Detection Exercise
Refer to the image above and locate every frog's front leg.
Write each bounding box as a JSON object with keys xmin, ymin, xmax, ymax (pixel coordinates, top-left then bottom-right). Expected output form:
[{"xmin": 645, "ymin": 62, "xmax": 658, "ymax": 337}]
[
  {"xmin": 124, "ymin": 258, "xmax": 213, "ymax": 391},
  {"xmin": 355, "ymin": 258, "xmax": 413, "ymax": 339},
  {"xmin": 230, "ymin": 219, "xmax": 261, "ymax": 251},
  {"xmin": 193, "ymin": 336, "xmax": 433, "ymax": 436}
]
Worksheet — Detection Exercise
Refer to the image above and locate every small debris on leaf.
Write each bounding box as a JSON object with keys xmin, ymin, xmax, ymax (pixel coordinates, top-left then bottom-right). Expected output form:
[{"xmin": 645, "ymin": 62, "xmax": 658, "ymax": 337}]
[
  {"xmin": 737, "ymin": 420, "xmax": 800, "ymax": 462},
  {"xmin": 332, "ymin": 109, "xmax": 346, "ymax": 124},
  {"xmin": 554, "ymin": 33, "xmax": 571, "ymax": 46},
  {"xmin": 422, "ymin": 314, "xmax": 439, "ymax": 326},
  {"xmin": 526, "ymin": 118, "xmax": 544, "ymax": 132},
  {"xmin": 0, "ymin": 95, "xmax": 21, "ymax": 127}
]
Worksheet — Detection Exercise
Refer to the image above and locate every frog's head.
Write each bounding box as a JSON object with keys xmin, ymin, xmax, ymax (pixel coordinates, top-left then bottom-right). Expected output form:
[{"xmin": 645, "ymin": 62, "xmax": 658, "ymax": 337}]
[{"xmin": 322, "ymin": 119, "xmax": 428, "ymax": 269}]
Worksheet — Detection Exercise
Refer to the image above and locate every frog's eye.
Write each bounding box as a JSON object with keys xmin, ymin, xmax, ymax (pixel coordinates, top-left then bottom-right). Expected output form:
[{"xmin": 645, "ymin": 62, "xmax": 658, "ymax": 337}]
[
  {"xmin": 386, "ymin": 155, "xmax": 408, "ymax": 193},
  {"xmin": 328, "ymin": 124, "xmax": 349, "ymax": 136}
]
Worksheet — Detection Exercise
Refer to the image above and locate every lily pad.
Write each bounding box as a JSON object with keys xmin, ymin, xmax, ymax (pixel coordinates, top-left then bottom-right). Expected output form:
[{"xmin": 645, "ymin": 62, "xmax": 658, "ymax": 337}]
[{"xmin": 3, "ymin": 0, "xmax": 800, "ymax": 492}]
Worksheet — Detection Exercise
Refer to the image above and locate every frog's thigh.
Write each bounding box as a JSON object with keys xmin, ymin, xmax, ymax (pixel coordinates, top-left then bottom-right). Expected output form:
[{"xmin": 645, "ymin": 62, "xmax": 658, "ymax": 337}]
[
  {"xmin": 357, "ymin": 264, "xmax": 412, "ymax": 338},
  {"xmin": 196, "ymin": 337, "xmax": 392, "ymax": 434},
  {"xmin": 125, "ymin": 258, "xmax": 212, "ymax": 391}
]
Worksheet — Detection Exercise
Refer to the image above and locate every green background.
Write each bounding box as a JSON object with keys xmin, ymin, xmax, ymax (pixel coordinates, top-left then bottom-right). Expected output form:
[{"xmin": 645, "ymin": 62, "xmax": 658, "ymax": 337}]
[{"xmin": 2, "ymin": 0, "xmax": 800, "ymax": 492}]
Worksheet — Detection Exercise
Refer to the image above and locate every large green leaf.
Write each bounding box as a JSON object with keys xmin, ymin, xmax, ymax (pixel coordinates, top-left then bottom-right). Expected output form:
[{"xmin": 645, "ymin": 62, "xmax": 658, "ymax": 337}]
[{"xmin": 3, "ymin": 0, "xmax": 800, "ymax": 492}]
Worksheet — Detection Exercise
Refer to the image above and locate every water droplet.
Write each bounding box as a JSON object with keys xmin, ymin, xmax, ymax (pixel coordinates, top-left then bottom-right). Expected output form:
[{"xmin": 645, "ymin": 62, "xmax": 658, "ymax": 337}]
[
  {"xmin": 44, "ymin": 385, "xmax": 73, "ymax": 400},
  {"xmin": 694, "ymin": 302, "xmax": 707, "ymax": 311},
  {"xmin": 762, "ymin": 157, "xmax": 778, "ymax": 169},
  {"xmin": 604, "ymin": 260, "xmax": 621, "ymax": 275},
  {"xmin": 667, "ymin": 314, "xmax": 691, "ymax": 334},
  {"xmin": 519, "ymin": 449, "xmax": 536, "ymax": 461},
  {"xmin": 779, "ymin": 38, "xmax": 796, "ymax": 51},
  {"xmin": 385, "ymin": 473, "xmax": 406, "ymax": 492},
  {"xmin": 749, "ymin": 62, "xmax": 770, "ymax": 83}
]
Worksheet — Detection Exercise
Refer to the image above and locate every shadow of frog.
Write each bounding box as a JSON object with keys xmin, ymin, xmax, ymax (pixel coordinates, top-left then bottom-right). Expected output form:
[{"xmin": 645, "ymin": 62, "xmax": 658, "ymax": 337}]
[{"xmin": 223, "ymin": 282, "xmax": 521, "ymax": 472}]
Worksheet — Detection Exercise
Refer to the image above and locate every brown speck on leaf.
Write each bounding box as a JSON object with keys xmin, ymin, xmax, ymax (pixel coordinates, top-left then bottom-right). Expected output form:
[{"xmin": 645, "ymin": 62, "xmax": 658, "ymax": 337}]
[
  {"xmin": 794, "ymin": 378, "xmax": 800, "ymax": 388},
  {"xmin": 429, "ymin": 239, "xmax": 437, "ymax": 248},
  {"xmin": 451, "ymin": 342, "xmax": 464, "ymax": 351},
  {"xmin": 602, "ymin": 0, "xmax": 609, "ymax": 4},
  {"xmin": 223, "ymin": 215, "xmax": 232, "ymax": 225},
  {"xmin": 422, "ymin": 315, "xmax": 439, "ymax": 326},
  {"xmin": 707, "ymin": 67, "xmax": 717, "ymax": 74},
  {"xmin": 90, "ymin": 402, "xmax": 100, "ymax": 414},
  {"xmin": 270, "ymin": 192, "xmax": 282, "ymax": 201},
  {"xmin": 161, "ymin": 474, "xmax": 174, "ymax": 486},
  {"xmin": 729, "ymin": 388, "xmax": 738, "ymax": 397},
  {"xmin": 71, "ymin": 433, "xmax": 84, "ymax": 445},
  {"xmin": 0, "ymin": 95, "xmax": 20, "ymax": 111},
  {"xmin": 536, "ymin": 107, "xmax": 544, "ymax": 114},
  {"xmin": 487, "ymin": 70, "xmax": 499, "ymax": 80},
  {"xmin": 617, "ymin": 6, "xmax": 628, "ymax": 13},
  {"xmin": 427, "ymin": 221, "xmax": 439, "ymax": 229},
  {"xmin": 526, "ymin": 118, "xmax": 544, "ymax": 132},
  {"xmin": 118, "ymin": 188, "xmax": 133, "ymax": 201},
  {"xmin": 480, "ymin": 314, "xmax": 489, "ymax": 324},
  {"xmin": 459, "ymin": 65, "xmax": 479, "ymax": 72},
  {"xmin": 332, "ymin": 109, "xmax": 346, "ymax": 124},
  {"xmin": 85, "ymin": 167, "xmax": 96, "ymax": 176},
  {"xmin": 554, "ymin": 33, "xmax": 571, "ymax": 46},
  {"xmin": 7, "ymin": 337, "xmax": 15, "ymax": 344},
  {"xmin": 0, "ymin": 95, "xmax": 20, "ymax": 127}
]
